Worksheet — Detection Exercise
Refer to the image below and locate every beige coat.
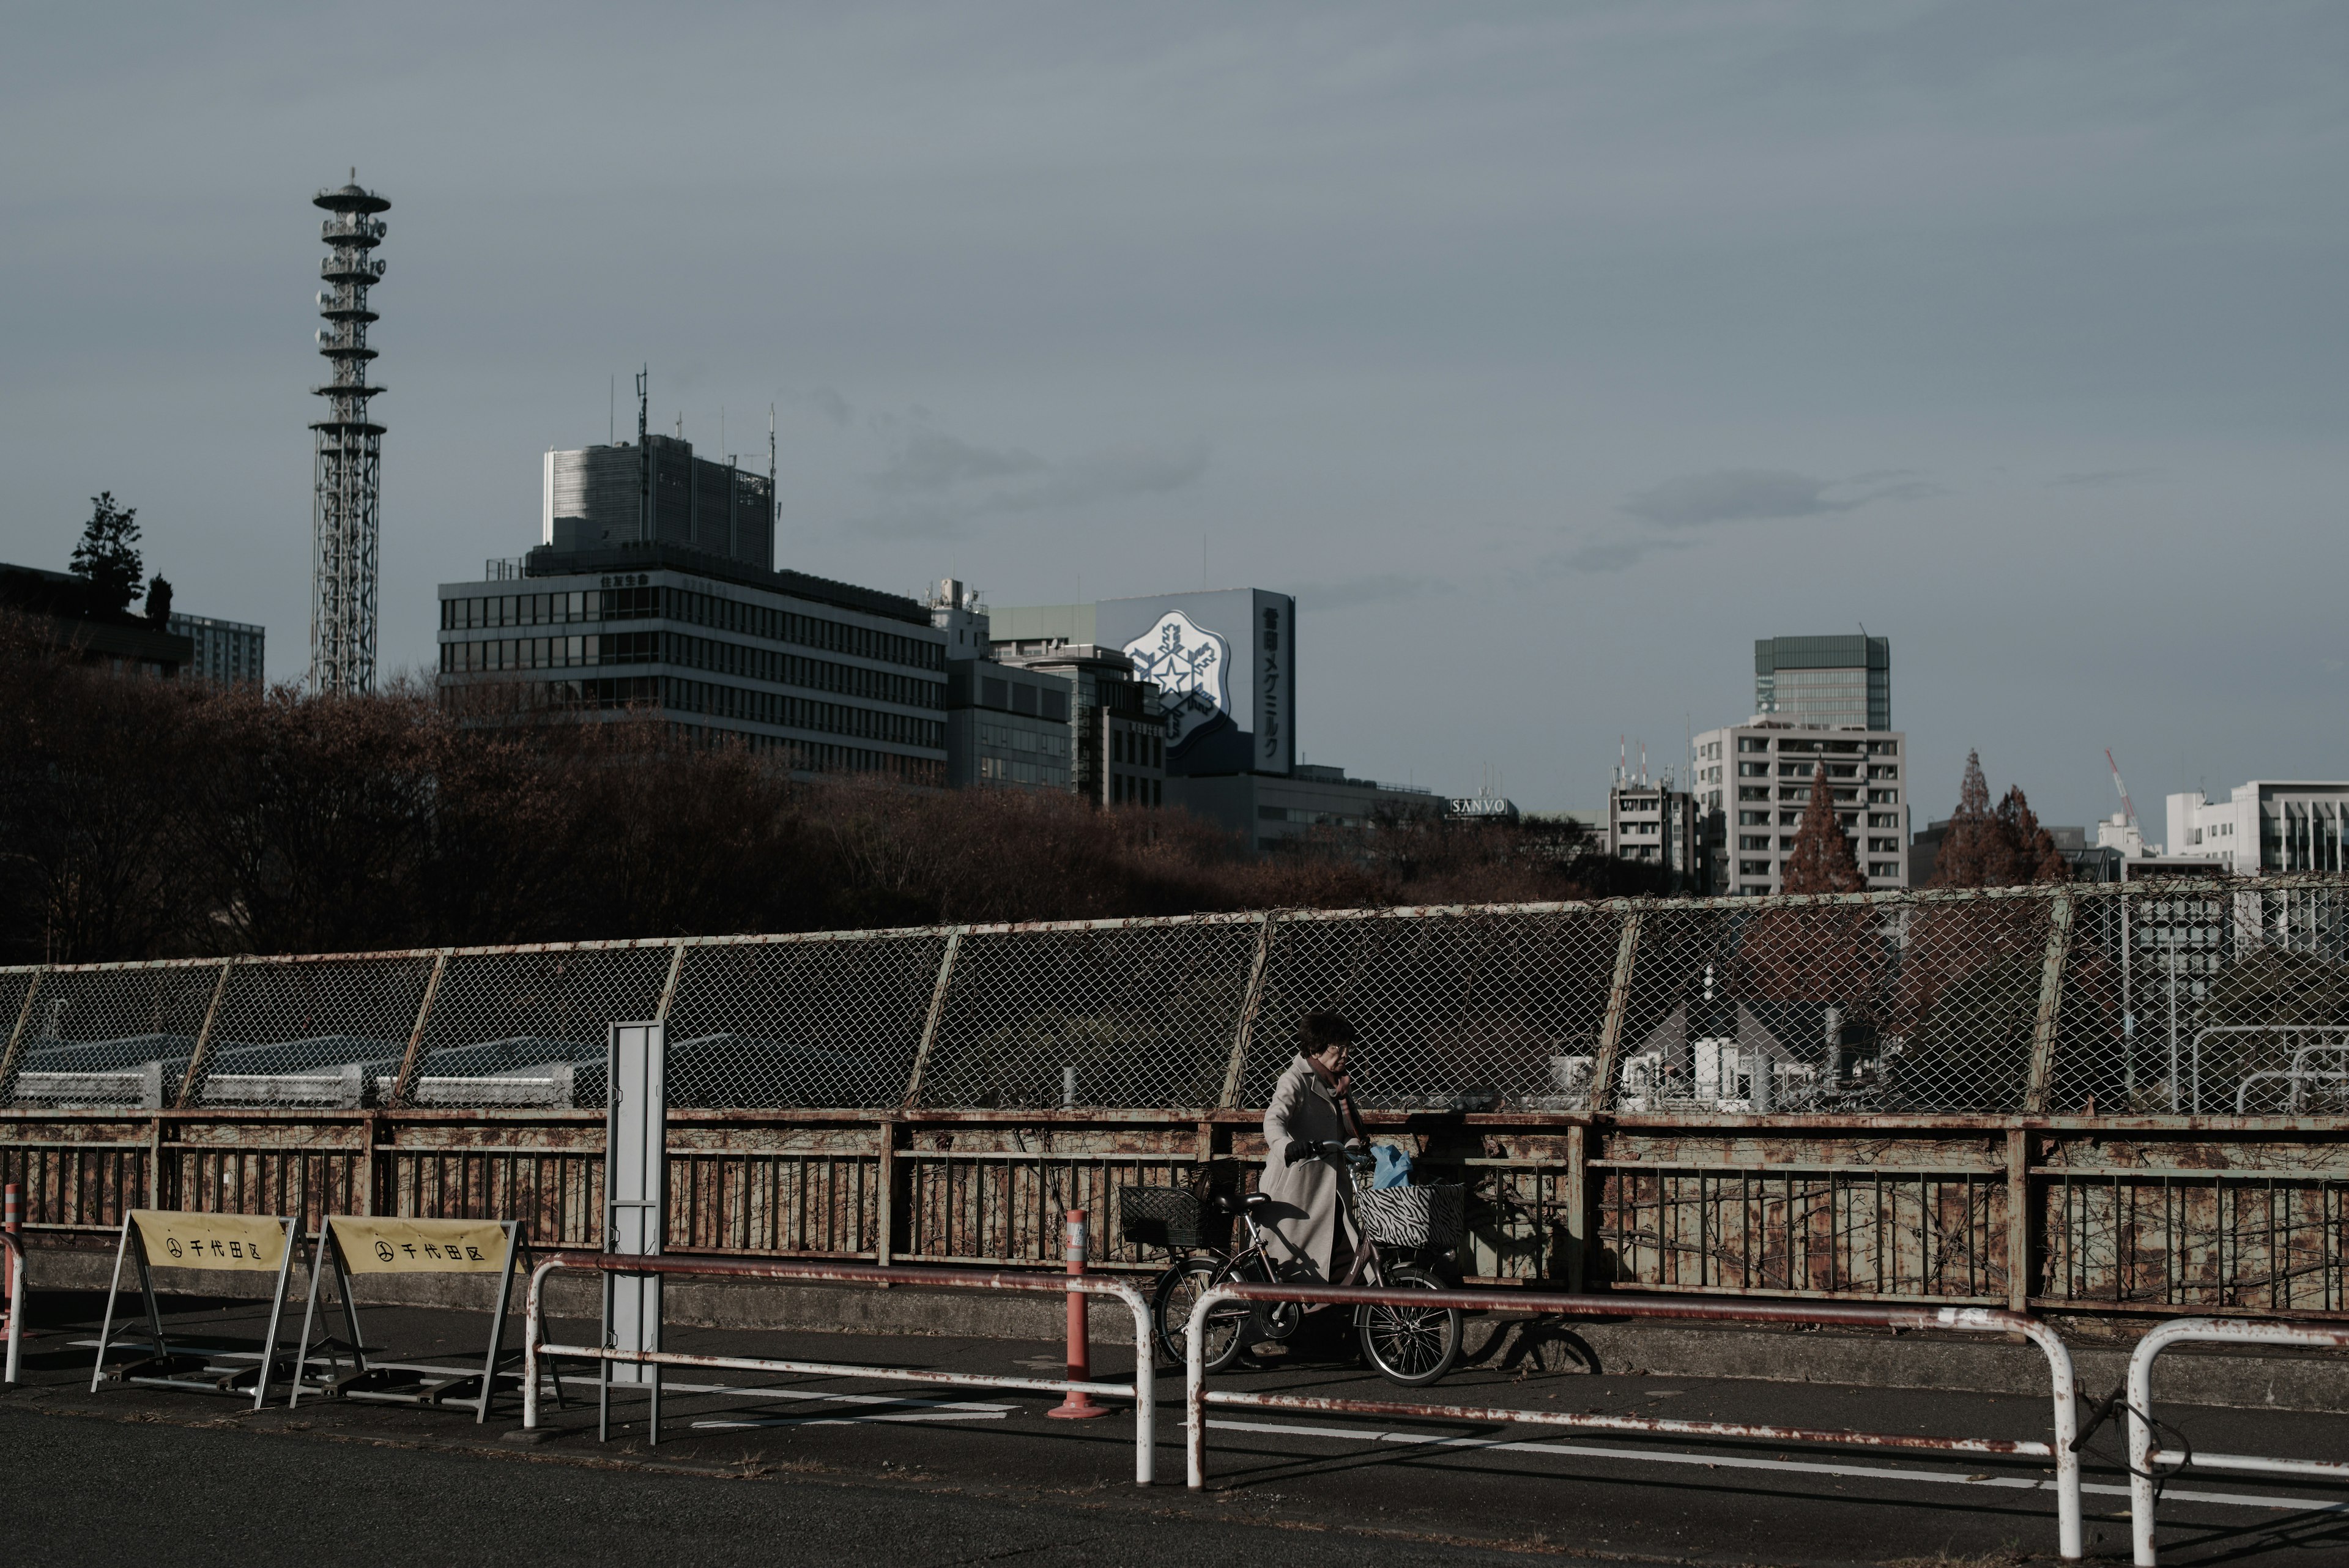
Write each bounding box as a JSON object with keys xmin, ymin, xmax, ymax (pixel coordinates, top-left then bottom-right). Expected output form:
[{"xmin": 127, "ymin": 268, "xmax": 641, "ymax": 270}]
[{"xmin": 1257, "ymin": 1055, "xmax": 1362, "ymax": 1279}]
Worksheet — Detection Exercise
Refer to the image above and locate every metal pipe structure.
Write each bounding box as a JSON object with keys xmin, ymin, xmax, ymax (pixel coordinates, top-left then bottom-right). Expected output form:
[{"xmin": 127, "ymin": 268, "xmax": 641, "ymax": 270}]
[
  {"xmin": 0, "ymin": 1229, "xmax": 22, "ymax": 1384},
  {"xmin": 1184, "ymin": 1282, "xmax": 2083, "ymax": 1562},
  {"xmin": 2125, "ymin": 1316, "xmax": 2349, "ymax": 1566},
  {"xmin": 522, "ymin": 1253, "xmax": 1156, "ymax": 1484},
  {"xmin": 309, "ymin": 175, "xmax": 390, "ymax": 696}
]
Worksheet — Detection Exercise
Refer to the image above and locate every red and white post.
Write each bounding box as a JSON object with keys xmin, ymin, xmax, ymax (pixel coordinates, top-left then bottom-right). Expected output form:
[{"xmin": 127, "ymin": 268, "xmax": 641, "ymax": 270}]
[{"xmin": 1047, "ymin": 1208, "xmax": 1110, "ymax": 1420}]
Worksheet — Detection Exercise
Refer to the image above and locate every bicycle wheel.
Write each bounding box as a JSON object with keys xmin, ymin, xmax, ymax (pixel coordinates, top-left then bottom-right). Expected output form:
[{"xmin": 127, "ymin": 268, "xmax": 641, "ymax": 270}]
[
  {"xmin": 1357, "ymin": 1264, "xmax": 1460, "ymax": 1386},
  {"xmin": 1152, "ymin": 1256, "xmax": 1247, "ymax": 1372}
]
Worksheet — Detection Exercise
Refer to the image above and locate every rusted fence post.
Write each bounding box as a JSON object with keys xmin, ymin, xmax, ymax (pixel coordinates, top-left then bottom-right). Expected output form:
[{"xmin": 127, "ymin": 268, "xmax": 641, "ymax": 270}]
[
  {"xmin": 1588, "ymin": 907, "xmax": 1645, "ymax": 1111},
  {"xmin": 386, "ymin": 951, "xmax": 450, "ymax": 1108},
  {"xmin": 1565, "ymin": 1122, "xmax": 1589, "ymax": 1290},
  {"xmin": 171, "ymin": 960, "xmax": 239, "ymax": 1110},
  {"xmin": 2005, "ymin": 1126, "xmax": 2031, "ymax": 1314},
  {"xmin": 0, "ymin": 969, "xmax": 46, "ymax": 1105},
  {"xmin": 1219, "ymin": 912, "xmax": 1280, "ymax": 1110},
  {"xmin": 873, "ymin": 1113, "xmax": 899, "ymax": 1268},
  {"xmin": 653, "ymin": 941, "xmax": 689, "ymax": 1023},
  {"xmin": 902, "ymin": 931, "xmax": 962, "ymax": 1107},
  {"xmin": 2022, "ymin": 894, "xmax": 2076, "ymax": 1114}
]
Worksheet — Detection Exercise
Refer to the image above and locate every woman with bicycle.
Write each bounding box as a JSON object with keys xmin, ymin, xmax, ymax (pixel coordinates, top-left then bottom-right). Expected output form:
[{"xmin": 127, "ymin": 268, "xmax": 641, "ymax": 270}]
[
  {"xmin": 1141, "ymin": 1008, "xmax": 1463, "ymax": 1384},
  {"xmin": 1258, "ymin": 1010, "xmax": 1373, "ymax": 1286}
]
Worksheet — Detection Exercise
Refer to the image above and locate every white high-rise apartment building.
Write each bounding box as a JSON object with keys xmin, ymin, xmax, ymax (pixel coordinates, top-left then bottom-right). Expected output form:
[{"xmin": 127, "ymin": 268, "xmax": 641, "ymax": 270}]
[{"xmin": 1693, "ymin": 721, "xmax": 1911, "ymax": 894}]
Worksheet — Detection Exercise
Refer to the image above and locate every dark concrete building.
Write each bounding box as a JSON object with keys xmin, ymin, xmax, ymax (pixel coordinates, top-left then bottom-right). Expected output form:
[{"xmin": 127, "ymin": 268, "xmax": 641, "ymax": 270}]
[
  {"xmin": 0, "ymin": 563, "xmax": 191, "ymax": 679},
  {"xmin": 438, "ymin": 543, "xmax": 946, "ymax": 781}
]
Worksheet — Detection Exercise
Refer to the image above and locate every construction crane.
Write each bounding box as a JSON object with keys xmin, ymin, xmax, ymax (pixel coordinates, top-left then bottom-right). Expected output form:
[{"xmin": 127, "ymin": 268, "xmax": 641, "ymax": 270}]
[{"xmin": 2106, "ymin": 749, "xmax": 2140, "ymax": 830}]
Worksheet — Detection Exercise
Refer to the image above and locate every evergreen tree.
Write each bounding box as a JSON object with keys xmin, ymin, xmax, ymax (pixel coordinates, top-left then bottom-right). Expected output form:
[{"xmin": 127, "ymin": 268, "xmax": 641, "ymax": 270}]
[
  {"xmin": 1781, "ymin": 764, "xmax": 1866, "ymax": 894},
  {"xmin": 1929, "ymin": 749, "xmax": 2002, "ymax": 888},
  {"xmin": 1995, "ymin": 785, "xmax": 2068, "ymax": 884},
  {"xmin": 143, "ymin": 576, "xmax": 174, "ymax": 630},
  {"xmin": 69, "ymin": 492, "xmax": 143, "ymax": 614}
]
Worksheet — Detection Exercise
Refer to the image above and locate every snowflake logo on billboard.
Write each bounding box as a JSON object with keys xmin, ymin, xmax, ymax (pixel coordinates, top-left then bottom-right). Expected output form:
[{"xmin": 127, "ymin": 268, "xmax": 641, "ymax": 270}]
[{"xmin": 1123, "ymin": 609, "xmax": 1228, "ymax": 748}]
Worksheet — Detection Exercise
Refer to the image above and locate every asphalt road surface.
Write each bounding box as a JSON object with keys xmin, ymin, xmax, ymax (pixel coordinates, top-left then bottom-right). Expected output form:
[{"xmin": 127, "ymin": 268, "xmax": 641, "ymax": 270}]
[{"xmin": 2, "ymin": 1288, "xmax": 2343, "ymax": 1567}]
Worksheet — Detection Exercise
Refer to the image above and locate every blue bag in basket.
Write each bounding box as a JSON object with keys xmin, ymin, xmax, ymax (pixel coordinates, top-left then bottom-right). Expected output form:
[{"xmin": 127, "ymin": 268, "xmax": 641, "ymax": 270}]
[{"xmin": 1371, "ymin": 1143, "xmax": 1414, "ymax": 1189}]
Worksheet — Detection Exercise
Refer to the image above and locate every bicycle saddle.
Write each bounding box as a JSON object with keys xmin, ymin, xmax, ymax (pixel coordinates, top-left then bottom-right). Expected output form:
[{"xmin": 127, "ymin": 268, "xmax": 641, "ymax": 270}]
[{"xmin": 1211, "ymin": 1192, "xmax": 1275, "ymax": 1216}]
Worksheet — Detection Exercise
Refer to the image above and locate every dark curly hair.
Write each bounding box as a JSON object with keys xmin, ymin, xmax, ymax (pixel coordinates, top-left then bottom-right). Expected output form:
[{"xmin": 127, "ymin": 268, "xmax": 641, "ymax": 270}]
[{"xmin": 1297, "ymin": 1010, "xmax": 1356, "ymax": 1055}]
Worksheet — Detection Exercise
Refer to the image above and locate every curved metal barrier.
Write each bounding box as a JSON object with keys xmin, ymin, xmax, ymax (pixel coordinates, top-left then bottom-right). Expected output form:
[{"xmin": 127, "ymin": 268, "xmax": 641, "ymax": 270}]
[
  {"xmin": 522, "ymin": 1253, "xmax": 1157, "ymax": 1482},
  {"xmin": 0, "ymin": 1230, "xmax": 22, "ymax": 1384},
  {"xmin": 1184, "ymin": 1282, "xmax": 2084, "ymax": 1562},
  {"xmin": 2126, "ymin": 1316, "xmax": 2349, "ymax": 1565}
]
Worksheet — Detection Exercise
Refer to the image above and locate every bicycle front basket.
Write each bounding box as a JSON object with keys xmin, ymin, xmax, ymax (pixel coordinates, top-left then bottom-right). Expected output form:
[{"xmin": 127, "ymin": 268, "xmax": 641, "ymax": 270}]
[{"xmin": 1356, "ymin": 1183, "xmax": 1463, "ymax": 1249}]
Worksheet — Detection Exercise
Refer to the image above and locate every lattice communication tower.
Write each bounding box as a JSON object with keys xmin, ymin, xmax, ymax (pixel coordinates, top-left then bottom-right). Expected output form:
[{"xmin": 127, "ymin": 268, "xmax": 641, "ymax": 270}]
[{"xmin": 310, "ymin": 174, "xmax": 390, "ymax": 694}]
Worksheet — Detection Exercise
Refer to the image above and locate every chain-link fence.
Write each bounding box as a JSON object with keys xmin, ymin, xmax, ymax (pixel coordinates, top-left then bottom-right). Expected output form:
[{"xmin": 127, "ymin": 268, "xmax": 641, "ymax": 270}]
[{"xmin": 5, "ymin": 877, "xmax": 2346, "ymax": 1117}]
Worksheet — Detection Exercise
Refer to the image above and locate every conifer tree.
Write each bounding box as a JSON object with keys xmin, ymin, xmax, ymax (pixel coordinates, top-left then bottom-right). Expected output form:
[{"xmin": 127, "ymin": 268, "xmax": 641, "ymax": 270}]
[
  {"xmin": 1995, "ymin": 785, "xmax": 2068, "ymax": 885},
  {"xmin": 1929, "ymin": 749, "xmax": 2001, "ymax": 887},
  {"xmin": 69, "ymin": 492, "xmax": 143, "ymax": 614},
  {"xmin": 1781, "ymin": 764, "xmax": 1866, "ymax": 894}
]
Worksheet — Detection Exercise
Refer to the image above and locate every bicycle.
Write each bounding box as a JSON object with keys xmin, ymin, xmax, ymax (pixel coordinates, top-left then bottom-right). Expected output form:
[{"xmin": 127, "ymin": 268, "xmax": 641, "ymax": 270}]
[{"xmin": 1127, "ymin": 1147, "xmax": 1462, "ymax": 1387}]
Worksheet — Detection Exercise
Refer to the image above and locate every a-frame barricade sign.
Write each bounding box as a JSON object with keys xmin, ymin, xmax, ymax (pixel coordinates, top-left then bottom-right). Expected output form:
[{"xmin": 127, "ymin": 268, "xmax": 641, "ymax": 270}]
[
  {"xmin": 90, "ymin": 1209, "xmax": 300, "ymax": 1409},
  {"xmin": 290, "ymin": 1216, "xmax": 557, "ymax": 1422}
]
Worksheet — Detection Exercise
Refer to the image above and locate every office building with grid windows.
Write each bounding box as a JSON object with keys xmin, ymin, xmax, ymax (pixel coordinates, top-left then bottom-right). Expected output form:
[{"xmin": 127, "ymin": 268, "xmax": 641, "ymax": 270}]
[
  {"xmin": 168, "ymin": 612, "xmax": 265, "ymax": 687},
  {"xmin": 436, "ymin": 543, "xmax": 946, "ymax": 782},
  {"xmin": 1754, "ymin": 634, "xmax": 1890, "ymax": 730},
  {"xmin": 1694, "ymin": 721, "xmax": 1910, "ymax": 894}
]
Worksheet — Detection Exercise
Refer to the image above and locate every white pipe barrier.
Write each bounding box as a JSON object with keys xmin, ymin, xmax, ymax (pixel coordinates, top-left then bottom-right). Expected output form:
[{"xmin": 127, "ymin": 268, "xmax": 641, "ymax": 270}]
[
  {"xmin": 1186, "ymin": 1281, "xmax": 2085, "ymax": 1563},
  {"xmin": 2126, "ymin": 1316, "xmax": 2349, "ymax": 1566},
  {"xmin": 523, "ymin": 1253, "xmax": 1156, "ymax": 1484},
  {"xmin": 0, "ymin": 1231, "xmax": 23, "ymax": 1384}
]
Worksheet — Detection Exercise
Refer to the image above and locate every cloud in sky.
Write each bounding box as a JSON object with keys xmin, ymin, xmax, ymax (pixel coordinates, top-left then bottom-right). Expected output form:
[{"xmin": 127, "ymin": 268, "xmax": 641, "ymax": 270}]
[
  {"xmin": 1554, "ymin": 538, "xmax": 1692, "ymax": 574},
  {"xmin": 869, "ymin": 420, "xmax": 1047, "ymax": 493},
  {"xmin": 1293, "ymin": 573, "xmax": 1446, "ymax": 612},
  {"xmin": 2047, "ymin": 467, "xmax": 2161, "ymax": 489},
  {"xmin": 1620, "ymin": 468, "xmax": 1941, "ymax": 529},
  {"xmin": 851, "ymin": 415, "xmax": 1208, "ymax": 538}
]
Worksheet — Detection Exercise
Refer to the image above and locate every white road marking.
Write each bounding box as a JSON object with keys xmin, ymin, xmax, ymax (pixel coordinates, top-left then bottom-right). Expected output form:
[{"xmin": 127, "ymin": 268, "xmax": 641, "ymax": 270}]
[
  {"xmin": 70, "ymin": 1339, "xmax": 1016, "ymax": 1414},
  {"xmin": 1203, "ymin": 1418, "xmax": 2349, "ymax": 1514},
  {"xmin": 691, "ymin": 1410, "xmax": 1011, "ymax": 1429}
]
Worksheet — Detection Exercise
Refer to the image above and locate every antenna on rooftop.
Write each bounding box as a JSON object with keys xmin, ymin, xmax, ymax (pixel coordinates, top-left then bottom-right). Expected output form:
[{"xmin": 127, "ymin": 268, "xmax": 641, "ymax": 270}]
[{"xmin": 636, "ymin": 367, "xmax": 650, "ymax": 541}]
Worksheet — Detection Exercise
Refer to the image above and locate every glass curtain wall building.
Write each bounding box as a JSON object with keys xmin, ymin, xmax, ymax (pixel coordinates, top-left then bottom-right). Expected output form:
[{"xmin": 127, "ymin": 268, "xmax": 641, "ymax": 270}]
[{"xmin": 1754, "ymin": 635, "xmax": 1890, "ymax": 731}]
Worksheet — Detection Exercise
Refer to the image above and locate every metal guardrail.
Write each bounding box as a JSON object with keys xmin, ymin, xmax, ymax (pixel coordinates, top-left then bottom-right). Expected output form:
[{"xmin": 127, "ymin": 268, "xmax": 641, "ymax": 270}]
[
  {"xmin": 3, "ymin": 875, "xmax": 2345, "ymax": 1120},
  {"xmin": 0, "ymin": 1230, "xmax": 21, "ymax": 1384},
  {"xmin": 2125, "ymin": 1316, "xmax": 2349, "ymax": 1565},
  {"xmin": 1182, "ymin": 1282, "xmax": 2085, "ymax": 1562},
  {"xmin": 522, "ymin": 1252, "xmax": 1157, "ymax": 1482}
]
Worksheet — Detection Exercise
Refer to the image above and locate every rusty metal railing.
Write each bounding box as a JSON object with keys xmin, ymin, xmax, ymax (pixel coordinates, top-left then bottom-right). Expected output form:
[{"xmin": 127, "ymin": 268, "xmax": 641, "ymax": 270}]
[
  {"xmin": 2126, "ymin": 1316, "xmax": 2349, "ymax": 1564},
  {"xmin": 522, "ymin": 1252, "xmax": 1156, "ymax": 1482},
  {"xmin": 1182, "ymin": 1281, "xmax": 2085, "ymax": 1562}
]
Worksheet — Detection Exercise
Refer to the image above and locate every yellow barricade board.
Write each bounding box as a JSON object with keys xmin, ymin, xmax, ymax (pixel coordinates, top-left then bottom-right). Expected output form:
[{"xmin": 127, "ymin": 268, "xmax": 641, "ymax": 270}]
[
  {"xmin": 131, "ymin": 1209, "xmax": 289, "ymax": 1273},
  {"xmin": 329, "ymin": 1217, "xmax": 512, "ymax": 1275}
]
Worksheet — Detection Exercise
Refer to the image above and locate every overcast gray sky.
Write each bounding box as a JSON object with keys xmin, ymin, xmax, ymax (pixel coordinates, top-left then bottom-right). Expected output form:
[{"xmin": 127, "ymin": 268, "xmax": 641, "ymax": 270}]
[{"xmin": 4, "ymin": 2, "xmax": 2343, "ymax": 825}]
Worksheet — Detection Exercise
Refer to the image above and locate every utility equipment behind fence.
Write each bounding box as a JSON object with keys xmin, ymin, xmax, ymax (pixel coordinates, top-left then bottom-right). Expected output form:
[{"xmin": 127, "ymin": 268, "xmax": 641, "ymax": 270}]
[
  {"xmin": 290, "ymin": 1216, "xmax": 539, "ymax": 1421},
  {"xmin": 2124, "ymin": 1316, "xmax": 2349, "ymax": 1565},
  {"xmin": 1184, "ymin": 1282, "xmax": 2086, "ymax": 1563},
  {"xmin": 522, "ymin": 1252, "xmax": 1158, "ymax": 1482},
  {"xmin": 91, "ymin": 1208, "xmax": 299, "ymax": 1409}
]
